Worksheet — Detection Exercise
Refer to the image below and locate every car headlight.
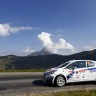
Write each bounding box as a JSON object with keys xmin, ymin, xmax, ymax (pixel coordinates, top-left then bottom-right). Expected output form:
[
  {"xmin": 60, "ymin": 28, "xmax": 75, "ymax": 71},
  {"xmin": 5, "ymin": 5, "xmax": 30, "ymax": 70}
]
[{"xmin": 50, "ymin": 70, "xmax": 57, "ymax": 74}]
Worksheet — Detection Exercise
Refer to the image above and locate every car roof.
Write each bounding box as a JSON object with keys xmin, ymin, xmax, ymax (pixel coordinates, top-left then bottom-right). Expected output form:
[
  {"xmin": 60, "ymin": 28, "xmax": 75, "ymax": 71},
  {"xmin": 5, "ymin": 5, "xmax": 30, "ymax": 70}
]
[{"xmin": 69, "ymin": 60, "xmax": 96, "ymax": 62}]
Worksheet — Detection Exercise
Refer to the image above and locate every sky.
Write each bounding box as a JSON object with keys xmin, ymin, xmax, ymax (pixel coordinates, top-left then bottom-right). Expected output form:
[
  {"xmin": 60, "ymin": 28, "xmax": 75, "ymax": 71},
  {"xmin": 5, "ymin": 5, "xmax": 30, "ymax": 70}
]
[{"xmin": 0, "ymin": 0, "xmax": 96, "ymax": 56}]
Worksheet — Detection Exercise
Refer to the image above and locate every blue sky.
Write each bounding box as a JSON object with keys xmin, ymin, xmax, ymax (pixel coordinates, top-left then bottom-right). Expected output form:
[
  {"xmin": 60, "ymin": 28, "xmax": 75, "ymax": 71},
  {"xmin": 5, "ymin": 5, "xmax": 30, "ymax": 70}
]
[{"xmin": 0, "ymin": 0, "xmax": 96, "ymax": 56}]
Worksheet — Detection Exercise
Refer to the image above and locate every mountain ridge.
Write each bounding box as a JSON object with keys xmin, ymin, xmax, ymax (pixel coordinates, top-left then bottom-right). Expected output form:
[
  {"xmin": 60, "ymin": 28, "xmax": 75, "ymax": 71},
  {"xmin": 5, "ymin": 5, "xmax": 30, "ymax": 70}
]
[
  {"xmin": 28, "ymin": 48, "xmax": 53, "ymax": 56},
  {"xmin": 0, "ymin": 49, "xmax": 96, "ymax": 70}
]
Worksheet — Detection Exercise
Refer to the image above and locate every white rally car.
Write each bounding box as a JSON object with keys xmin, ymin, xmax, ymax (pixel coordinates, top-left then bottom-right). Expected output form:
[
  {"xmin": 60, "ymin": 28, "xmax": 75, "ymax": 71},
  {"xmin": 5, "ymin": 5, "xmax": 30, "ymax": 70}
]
[{"xmin": 43, "ymin": 60, "xmax": 96, "ymax": 87}]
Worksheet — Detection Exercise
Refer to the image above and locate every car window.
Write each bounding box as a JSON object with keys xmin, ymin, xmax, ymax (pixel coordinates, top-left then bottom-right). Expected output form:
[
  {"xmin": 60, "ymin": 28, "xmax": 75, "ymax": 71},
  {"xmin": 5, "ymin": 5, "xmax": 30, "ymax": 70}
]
[
  {"xmin": 66, "ymin": 61, "xmax": 86, "ymax": 69},
  {"xmin": 87, "ymin": 61, "xmax": 95, "ymax": 67},
  {"xmin": 58, "ymin": 62, "xmax": 70, "ymax": 68}
]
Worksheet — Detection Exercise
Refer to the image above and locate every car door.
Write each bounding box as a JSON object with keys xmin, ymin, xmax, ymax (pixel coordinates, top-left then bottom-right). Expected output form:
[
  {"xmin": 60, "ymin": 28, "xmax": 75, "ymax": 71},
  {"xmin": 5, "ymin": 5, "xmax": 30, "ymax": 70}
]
[
  {"xmin": 65, "ymin": 61, "xmax": 88, "ymax": 82},
  {"xmin": 86, "ymin": 61, "xmax": 96, "ymax": 81}
]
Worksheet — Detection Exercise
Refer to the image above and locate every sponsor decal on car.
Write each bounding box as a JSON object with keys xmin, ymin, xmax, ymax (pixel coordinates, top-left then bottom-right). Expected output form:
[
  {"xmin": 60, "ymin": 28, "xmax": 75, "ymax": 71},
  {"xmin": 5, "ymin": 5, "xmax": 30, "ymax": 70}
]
[
  {"xmin": 88, "ymin": 68, "xmax": 96, "ymax": 73},
  {"xmin": 79, "ymin": 69, "xmax": 86, "ymax": 73},
  {"xmin": 67, "ymin": 71, "xmax": 75, "ymax": 80}
]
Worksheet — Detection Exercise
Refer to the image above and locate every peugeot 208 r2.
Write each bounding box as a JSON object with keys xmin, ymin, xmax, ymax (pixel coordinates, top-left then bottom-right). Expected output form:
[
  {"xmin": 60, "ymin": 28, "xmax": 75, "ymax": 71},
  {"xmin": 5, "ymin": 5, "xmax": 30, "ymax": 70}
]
[{"xmin": 43, "ymin": 60, "xmax": 96, "ymax": 87}]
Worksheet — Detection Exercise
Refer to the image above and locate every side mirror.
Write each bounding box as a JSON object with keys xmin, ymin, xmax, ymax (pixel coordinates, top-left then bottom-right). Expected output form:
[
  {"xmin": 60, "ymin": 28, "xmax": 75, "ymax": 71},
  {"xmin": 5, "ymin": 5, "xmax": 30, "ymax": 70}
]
[
  {"xmin": 74, "ymin": 67, "xmax": 77, "ymax": 69},
  {"xmin": 72, "ymin": 67, "xmax": 77, "ymax": 70}
]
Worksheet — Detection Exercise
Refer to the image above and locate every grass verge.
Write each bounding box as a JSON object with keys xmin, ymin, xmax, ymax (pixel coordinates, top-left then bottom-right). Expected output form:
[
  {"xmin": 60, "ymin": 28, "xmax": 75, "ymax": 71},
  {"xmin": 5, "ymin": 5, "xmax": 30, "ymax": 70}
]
[
  {"xmin": 17, "ymin": 90, "xmax": 96, "ymax": 96},
  {"xmin": 0, "ymin": 69, "xmax": 45, "ymax": 72}
]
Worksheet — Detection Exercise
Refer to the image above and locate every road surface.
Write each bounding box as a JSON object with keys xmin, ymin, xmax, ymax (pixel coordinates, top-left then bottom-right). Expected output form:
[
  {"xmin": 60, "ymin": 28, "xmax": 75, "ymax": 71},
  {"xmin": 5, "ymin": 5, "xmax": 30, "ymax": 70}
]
[{"xmin": 0, "ymin": 72, "xmax": 96, "ymax": 96}]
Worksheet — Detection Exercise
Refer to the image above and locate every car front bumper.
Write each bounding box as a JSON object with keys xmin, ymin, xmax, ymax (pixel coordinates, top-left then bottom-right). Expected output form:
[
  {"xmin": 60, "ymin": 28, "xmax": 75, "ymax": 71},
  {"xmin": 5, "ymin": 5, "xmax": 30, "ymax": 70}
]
[{"xmin": 43, "ymin": 72, "xmax": 54, "ymax": 84}]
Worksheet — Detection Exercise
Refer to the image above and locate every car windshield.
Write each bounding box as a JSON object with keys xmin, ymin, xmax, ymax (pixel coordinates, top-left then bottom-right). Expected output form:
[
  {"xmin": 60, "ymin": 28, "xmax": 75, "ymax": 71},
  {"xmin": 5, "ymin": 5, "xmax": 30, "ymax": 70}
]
[{"xmin": 57, "ymin": 61, "xmax": 71, "ymax": 68}]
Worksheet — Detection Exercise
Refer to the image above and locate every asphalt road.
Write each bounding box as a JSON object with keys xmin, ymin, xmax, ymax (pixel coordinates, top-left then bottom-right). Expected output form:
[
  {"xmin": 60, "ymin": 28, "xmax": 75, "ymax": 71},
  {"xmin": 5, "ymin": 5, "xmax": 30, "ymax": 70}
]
[{"xmin": 0, "ymin": 72, "xmax": 96, "ymax": 96}]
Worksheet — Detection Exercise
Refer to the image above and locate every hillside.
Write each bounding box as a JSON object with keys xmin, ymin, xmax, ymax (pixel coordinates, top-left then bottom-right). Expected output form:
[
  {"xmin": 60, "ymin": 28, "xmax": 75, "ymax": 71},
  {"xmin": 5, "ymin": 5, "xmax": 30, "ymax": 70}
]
[{"xmin": 0, "ymin": 49, "xmax": 96, "ymax": 70}]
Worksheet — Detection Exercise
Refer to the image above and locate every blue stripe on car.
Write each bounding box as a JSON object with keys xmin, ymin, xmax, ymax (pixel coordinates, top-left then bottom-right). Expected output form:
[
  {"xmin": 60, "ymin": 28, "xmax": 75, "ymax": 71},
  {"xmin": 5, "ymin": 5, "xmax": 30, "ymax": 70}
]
[
  {"xmin": 67, "ymin": 67, "xmax": 96, "ymax": 80},
  {"xmin": 67, "ymin": 71, "xmax": 75, "ymax": 80}
]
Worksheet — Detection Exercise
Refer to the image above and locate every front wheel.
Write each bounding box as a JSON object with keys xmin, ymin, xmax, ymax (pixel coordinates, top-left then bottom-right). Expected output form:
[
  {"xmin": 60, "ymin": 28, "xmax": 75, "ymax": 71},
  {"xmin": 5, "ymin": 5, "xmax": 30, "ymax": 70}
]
[{"xmin": 55, "ymin": 75, "xmax": 66, "ymax": 87}]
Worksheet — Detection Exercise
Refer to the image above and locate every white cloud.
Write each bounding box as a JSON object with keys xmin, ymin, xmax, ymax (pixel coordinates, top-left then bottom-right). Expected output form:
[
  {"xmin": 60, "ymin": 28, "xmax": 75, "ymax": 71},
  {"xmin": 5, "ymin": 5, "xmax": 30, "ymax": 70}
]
[
  {"xmin": 84, "ymin": 46, "xmax": 96, "ymax": 51},
  {"xmin": 84, "ymin": 46, "xmax": 92, "ymax": 50},
  {"xmin": 0, "ymin": 23, "xmax": 32, "ymax": 36},
  {"xmin": 22, "ymin": 47, "xmax": 35, "ymax": 54},
  {"xmin": 38, "ymin": 32, "xmax": 74, "ymax": 54}
]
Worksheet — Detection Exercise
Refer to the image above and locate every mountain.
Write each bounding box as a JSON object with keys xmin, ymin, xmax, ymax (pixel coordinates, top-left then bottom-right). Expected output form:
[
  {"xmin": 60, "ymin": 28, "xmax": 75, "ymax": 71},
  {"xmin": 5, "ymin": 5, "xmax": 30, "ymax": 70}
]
[
  {"xmin": 28, "ymin": 48, "xmax": 52, "ymax": 56},
  {"xmin": 0, "ymin": 49, "xmax": 96, "ymax": 70},
  {"xmin": 69, "ymin": 49, "xmax": 96, "ymax": 60}
]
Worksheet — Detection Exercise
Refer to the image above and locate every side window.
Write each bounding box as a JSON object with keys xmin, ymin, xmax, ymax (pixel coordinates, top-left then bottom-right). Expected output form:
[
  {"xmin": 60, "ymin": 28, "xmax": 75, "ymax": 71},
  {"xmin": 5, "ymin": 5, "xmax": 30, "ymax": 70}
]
[
  {"xmin": 87, "ymin": 61, "xmax": 95, "ymax": 67},
  {"xmin": 66, "ymin": 61, "xmax": 86, "ymax": 69}
]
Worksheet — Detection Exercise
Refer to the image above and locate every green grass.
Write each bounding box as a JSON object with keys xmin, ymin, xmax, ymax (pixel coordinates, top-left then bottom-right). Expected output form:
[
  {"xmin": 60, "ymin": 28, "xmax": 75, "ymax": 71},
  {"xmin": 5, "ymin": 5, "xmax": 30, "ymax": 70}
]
[
  {"xmin": 51, "ymin": 90, "xmax": 96, "ymax": 96},
  {"xmin": 0, "ymin": 69, "xmax": 45, "ymax": 72},
  {"xmin": 18, "ymin": 90, "xmax": 96, "ymax": 96}
]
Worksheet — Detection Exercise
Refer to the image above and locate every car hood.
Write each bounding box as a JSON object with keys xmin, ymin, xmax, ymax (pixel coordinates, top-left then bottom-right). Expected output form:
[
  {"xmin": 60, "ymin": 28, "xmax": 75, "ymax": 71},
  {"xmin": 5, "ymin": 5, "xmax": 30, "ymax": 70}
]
[{"xmin": 50, "ymin": 67, "xmax": 62, "ymax": 71}]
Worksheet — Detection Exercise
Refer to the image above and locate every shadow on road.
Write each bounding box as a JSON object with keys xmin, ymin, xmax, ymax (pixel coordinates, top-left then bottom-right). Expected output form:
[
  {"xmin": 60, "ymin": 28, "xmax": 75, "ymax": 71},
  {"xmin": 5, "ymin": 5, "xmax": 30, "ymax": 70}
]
[
  {"xmin": 32, "ymin": 80, "xmax": 54, "ymax": 87},
  {"xmin": 32, "ymin": 80, "xmax": 96, "ymax": 87},
  {"xmin": 67, "ymin": 81, "xmax": 96, "ymax": 86}
]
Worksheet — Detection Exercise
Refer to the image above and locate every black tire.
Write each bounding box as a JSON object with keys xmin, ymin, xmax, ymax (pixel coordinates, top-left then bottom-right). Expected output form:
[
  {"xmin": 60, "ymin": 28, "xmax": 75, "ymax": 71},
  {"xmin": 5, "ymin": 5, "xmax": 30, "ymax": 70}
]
[{"xmin": 55, "ymin": 75, "xmax": 66, "ymax": 87}]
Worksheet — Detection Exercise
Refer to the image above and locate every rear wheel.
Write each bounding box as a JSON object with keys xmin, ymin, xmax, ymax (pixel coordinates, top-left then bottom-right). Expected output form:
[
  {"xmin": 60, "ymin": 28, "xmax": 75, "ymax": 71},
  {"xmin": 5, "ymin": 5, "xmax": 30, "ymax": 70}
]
[{"xmin": 55, "ymin": 75, "xmax": 66, "ymax": 87}]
